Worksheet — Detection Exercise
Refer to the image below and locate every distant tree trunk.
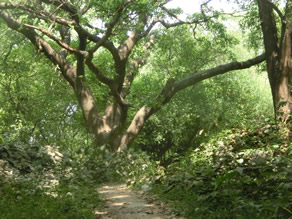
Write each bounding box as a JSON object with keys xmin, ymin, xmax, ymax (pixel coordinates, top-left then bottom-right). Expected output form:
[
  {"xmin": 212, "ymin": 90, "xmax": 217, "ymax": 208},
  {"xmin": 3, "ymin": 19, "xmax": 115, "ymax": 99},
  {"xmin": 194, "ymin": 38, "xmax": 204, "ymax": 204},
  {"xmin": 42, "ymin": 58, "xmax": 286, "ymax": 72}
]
[{"xmin": 257, "ymin": 0, "xmax": 292, "ymax": 127}]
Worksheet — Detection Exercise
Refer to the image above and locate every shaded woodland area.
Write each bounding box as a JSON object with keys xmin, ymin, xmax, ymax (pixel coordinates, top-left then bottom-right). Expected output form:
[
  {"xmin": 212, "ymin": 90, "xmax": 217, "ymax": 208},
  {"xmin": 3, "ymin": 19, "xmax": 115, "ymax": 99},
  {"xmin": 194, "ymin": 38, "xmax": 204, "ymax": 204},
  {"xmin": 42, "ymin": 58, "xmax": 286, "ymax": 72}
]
[{"xmin": 0, "ymin": 0, "xmax": 291, "ymax": 218}]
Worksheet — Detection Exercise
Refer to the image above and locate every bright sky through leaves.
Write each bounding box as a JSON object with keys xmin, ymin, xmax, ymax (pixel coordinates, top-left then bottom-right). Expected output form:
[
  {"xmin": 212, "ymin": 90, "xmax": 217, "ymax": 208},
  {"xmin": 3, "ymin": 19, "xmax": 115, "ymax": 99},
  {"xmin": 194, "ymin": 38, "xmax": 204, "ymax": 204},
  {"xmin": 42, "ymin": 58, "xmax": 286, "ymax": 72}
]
[{"xmin": 166, "ymin": 0, "xmax": 237, "ymax": 16}]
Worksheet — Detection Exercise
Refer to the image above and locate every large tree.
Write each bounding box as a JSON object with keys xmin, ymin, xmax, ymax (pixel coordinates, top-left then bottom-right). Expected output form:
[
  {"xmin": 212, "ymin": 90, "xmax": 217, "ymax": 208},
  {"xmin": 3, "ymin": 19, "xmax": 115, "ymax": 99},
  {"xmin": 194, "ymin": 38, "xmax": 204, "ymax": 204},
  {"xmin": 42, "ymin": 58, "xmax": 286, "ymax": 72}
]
[
  {"xmin": 0, "ymin": 0, "xmax": 266, "ymax": 151},
  {"xmin": 256, "ymin": 0, "xmax": 292, "ymax": 125}
]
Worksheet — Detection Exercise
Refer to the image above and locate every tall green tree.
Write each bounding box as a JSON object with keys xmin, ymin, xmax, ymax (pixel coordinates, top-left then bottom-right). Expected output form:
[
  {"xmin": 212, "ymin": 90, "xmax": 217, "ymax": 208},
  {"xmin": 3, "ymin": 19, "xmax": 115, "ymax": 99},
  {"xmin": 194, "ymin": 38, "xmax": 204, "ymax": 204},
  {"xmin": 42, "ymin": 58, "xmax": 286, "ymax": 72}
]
[{"xmin": 0, "ymin": 0, "xmax": 266, "ymax": 151}]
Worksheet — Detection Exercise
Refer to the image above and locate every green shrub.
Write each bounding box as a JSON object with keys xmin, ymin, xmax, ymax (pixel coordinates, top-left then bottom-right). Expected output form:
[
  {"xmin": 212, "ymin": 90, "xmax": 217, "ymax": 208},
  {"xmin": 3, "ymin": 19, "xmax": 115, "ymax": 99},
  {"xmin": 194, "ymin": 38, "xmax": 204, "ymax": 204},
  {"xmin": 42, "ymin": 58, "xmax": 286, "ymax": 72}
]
[
  {"xmin": 149, "ymin": 123, "xmax": 292, "ymax": 218},
  {"xmin": 0, "ymin": 142, "xmax": 102, "ymax": 219}
]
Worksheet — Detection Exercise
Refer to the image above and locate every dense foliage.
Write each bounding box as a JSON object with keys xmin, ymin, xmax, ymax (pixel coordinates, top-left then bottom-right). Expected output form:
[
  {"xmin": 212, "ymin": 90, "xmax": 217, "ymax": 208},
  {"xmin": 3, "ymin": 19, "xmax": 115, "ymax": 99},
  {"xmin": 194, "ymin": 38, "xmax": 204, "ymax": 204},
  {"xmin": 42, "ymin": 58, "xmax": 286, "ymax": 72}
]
[
  {"xmin": 0, "ymin": 24, "xmax": 87, "ymax": 149},
  {"xmin": 0, "ymin": 0, "xmax": 291, "ymax": 218},
  {"xmin": 149, "ymin": 124, "xmax": 292, "ymax": 218},
  {"xmin": 0, "ymin": 143, "xmax": 102, "ymax": 218}
]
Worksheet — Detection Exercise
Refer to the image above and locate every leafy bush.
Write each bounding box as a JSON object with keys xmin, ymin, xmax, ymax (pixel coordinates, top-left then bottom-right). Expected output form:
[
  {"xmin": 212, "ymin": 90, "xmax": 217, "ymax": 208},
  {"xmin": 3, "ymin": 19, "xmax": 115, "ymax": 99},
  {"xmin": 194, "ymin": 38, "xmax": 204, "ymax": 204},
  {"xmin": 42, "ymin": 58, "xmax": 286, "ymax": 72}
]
[
  {"xmin": 149, "ymin": 123, "xmax": 292, "ymax": 218},
  {"xmin": 75, "ymin": 148, "xmax": 159, "ymax": 186},
  {"xmin": 0, "ymin": 142, "xmax": 102, "ymax": 219}
]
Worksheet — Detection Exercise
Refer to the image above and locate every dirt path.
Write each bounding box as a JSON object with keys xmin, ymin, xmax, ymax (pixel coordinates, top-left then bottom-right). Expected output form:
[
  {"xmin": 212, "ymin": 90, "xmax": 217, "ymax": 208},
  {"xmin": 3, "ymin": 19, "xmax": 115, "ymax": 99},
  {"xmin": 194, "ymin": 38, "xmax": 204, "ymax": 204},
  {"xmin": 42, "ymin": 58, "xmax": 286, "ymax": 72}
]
[{"xmin": 95, "ymin": 183, "xmax": 184, "ymax": 219}]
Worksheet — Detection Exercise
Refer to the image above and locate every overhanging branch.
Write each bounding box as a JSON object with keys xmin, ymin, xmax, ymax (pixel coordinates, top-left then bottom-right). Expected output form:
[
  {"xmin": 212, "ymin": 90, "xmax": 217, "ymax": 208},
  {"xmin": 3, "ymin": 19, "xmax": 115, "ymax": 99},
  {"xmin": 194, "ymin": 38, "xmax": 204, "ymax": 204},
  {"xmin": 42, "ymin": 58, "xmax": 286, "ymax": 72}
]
[
  {"xmin": 24, "ymin": 24, "xmax": 88, "ymax": 57},
  {"xmin": 0, "ymin": 11, "xmax": 76, "ymax": 86},
  {"xmin": 118, "ymin": 53, "xmax": 267, "ymax": 151},
  {"xmin": 266, "ymin": 0, "xmax": 285, "ymax": 21},
  {"xmin": 169, "ymin": 53, "xmax": 267, "ymax": 101}
]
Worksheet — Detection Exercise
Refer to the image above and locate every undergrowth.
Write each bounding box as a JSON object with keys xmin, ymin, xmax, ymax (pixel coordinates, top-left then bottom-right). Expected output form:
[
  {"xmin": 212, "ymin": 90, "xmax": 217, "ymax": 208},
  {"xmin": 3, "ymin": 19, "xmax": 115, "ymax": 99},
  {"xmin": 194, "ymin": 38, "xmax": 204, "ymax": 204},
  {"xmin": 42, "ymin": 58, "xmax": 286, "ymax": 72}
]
[
  {"xmin": 1, "ymin": 122, "xmax": 291, "ymax": 218},
  {"xmin": 148, "ymin": 124, "xmax": 292, "ymax": 218},
  {"xmin": 68, "ymin": 122, "xmax": 292, "ymax": 218},
  {"xmin": 0, "ymin": 143, "xmax": 102, "ymax": 219}
]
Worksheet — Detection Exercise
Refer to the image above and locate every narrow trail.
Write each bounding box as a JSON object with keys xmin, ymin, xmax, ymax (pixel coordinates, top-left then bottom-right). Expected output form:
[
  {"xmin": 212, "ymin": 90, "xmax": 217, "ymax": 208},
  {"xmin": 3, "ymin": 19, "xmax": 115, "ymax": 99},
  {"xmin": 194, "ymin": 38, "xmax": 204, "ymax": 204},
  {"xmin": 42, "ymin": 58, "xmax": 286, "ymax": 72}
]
[{"xmin": 95, "ymin": 183, "xmax": 184, "ymax": 219}]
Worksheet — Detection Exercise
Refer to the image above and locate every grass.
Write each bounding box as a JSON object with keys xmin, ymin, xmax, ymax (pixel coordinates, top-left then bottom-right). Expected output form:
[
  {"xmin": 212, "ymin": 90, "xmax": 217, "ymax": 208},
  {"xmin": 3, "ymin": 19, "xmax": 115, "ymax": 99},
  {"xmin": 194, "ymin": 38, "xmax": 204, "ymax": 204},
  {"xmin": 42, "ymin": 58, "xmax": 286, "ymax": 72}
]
[{"xmin": 0, "ymin": 180, "xmax": 102, "ymax": 219}]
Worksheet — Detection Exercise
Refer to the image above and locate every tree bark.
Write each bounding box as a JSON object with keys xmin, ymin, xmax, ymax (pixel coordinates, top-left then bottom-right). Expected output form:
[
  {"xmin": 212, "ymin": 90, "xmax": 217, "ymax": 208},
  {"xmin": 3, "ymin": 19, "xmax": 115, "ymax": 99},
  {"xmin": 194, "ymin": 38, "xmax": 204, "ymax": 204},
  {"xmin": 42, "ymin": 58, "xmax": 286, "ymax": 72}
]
[{"xmin": 257, "ymin": 0, "xmax": 292, "ymax": 125}]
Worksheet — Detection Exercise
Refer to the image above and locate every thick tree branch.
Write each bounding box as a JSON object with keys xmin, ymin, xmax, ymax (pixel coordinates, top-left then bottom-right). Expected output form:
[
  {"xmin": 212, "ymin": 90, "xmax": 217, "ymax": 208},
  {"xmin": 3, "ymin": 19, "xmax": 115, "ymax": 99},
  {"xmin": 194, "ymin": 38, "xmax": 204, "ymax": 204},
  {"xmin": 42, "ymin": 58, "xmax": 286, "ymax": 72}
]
[
  {"xmin": 78, "ymin": 26, "xmax": 120, "ymax": 62},
  {"xmin": 24, "ymin": 23, "xmax": 88, "ymax": 57},
  {"xmin": 76, "ymin": 32, "xmax": 87, "ymax": 78},
  {"xmin": 121, "ymin": 34, "xmax": 155, "ymax": 98},
  {"xmin": 118, "ymin": 31, "xmax": 141, "ymax": 60},
  {"xmin": 85, "ymin": 56, "xmax": 131, "ymax": 107},
  {"xmin": 141, "ymin": 20, "xmax": 159, "ymax": 36},
  {"xmin": 0, "ymin": 11, "xmax": 76, "ymax": 87},
  {"xmin": 265, "ymin": 0, "xmax": 285, "ymax": 21},
  {"xmin": 116, "ymin": 12, "xmax": 154, "ymax": 92},
  {"xmin": 118, "ymin": 106, "xmax": 154, "ymax": 151},
  {"xmin": 81, "ymin": 4, "xmax": 92, "ymax": 15},
  {"xmin": 59, "ymin": 25, "xmax": 71, "ymax": 57},
  {"xmin": 85, "ymin": 58, "xmax": 115, "ymax": 86},
  {"xmin": 169, "ymin": 53, "xmax": 267, "ymax": 102}
]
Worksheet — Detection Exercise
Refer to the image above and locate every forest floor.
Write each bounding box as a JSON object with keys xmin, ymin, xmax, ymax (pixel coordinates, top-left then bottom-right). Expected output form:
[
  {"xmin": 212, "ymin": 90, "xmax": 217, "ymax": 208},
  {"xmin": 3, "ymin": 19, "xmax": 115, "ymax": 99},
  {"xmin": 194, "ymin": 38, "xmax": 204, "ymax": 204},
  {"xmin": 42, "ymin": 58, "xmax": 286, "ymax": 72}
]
[{"xmin": 95, "ymin": 183, "xmax": 184, "ymax": 219}]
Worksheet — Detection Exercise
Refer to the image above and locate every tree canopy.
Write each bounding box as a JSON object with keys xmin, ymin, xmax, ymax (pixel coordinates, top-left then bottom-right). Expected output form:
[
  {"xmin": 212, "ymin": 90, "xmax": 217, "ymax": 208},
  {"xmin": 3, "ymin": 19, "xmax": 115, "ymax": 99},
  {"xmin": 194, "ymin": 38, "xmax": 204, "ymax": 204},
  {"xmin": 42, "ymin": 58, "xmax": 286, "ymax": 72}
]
[{"xmin": 0, "ymin": 0, "xmax": 271, "ymax": 152}]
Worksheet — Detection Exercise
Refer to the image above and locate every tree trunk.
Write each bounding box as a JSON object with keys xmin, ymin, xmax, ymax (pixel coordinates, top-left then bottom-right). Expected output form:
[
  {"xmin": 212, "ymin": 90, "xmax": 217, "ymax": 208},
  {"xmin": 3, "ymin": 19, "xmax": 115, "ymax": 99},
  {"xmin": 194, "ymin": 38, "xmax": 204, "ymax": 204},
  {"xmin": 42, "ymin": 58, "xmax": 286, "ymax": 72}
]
[
  {"xmin": 257, "ymin": 0, "xmax": 292, "ymax": 126},
  {"xmin": 118, "ymin": 106, "xmax": 154, "ymax": 151},
  {"xmin": 75, "ymin": 80, "xmax": 128, "ymax": 151}
]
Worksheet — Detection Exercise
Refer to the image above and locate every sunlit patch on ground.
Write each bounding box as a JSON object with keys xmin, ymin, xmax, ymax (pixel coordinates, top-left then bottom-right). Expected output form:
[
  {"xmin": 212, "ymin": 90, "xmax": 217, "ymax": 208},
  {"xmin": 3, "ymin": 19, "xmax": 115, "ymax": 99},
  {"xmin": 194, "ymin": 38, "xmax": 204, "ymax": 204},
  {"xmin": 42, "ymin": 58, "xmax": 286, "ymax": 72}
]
[
  {"xmin": 96, "ymin": 183, "xmax": 184, "ymax": 219},
  {"xmin": 111, "ymin": 202, "xmax": 128, "ymax": 206},
  {"xmin": 94, "ymin": 210, "xmax": 108, "ymax": 215},
  {"xmin": 110, "ymin": 195, "xmax": 130, "ymax": 199}
]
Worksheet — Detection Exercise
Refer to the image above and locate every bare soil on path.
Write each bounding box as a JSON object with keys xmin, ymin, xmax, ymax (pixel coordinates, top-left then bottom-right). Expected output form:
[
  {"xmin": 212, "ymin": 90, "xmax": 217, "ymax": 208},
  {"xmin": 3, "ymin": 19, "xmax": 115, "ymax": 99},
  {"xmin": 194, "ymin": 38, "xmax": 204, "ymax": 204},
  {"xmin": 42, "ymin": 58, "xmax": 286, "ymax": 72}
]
[{"xmin": 95, "ymin": 183, "xmax": 184, "ymax": 219}]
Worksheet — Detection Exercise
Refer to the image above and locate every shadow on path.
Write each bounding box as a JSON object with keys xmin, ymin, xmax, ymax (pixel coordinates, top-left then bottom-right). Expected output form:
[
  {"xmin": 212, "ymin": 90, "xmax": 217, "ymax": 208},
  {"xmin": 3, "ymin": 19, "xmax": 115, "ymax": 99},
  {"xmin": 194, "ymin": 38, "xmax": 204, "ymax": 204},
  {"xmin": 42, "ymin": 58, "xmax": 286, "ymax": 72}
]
[{"xmin": 95, "ymin": 183, "xmax": 184, "ymax": 219}]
